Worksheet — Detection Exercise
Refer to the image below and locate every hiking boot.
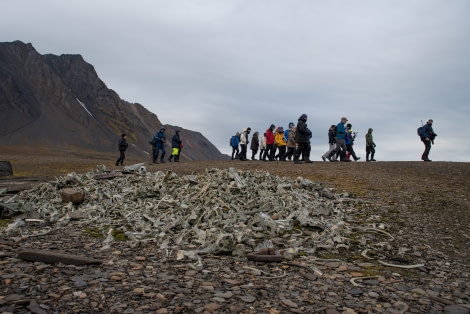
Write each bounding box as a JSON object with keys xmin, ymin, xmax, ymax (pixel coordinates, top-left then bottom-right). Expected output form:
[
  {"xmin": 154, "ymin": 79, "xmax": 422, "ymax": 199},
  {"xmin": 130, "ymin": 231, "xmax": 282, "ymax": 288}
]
[
  {"xmin": 371, "ymin": 159, "xmax": 376, "ymax": 161},
  {"xmin": 305, "ymin": 160, "xmax": 313, "ymax": 163},
  {"xmin": 321, "ymin": 156, "xmax": 326, "ymax": 162},
  {"xmin": 294, "ymin": 160, "xmax": 302, "ymax": 164},
  {"xmin": 423, "ymin": 159, "xmax": 432, "ymax": 162}
]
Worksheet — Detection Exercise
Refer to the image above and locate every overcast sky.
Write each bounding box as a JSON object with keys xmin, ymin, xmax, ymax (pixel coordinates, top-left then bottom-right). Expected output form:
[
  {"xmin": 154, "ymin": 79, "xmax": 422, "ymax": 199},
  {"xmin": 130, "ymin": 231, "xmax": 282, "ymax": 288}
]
[{"xmin": 2, "ymin": 0, "xmax": 469, "ymax": 161}]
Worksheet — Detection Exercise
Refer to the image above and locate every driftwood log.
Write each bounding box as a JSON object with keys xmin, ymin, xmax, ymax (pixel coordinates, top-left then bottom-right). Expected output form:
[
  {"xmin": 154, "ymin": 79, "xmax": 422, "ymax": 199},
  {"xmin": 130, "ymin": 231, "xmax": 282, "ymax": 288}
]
[{"xmin": 17, "ymin": 248, "xmax": 102, "ymax": 265}]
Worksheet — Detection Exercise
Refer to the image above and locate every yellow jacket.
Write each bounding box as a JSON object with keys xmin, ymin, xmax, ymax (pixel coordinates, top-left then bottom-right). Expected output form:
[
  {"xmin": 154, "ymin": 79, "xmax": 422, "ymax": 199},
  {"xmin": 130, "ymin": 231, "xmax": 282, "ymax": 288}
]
[{"xmin": 275, "ymin": 130, "xmax": 286, "ymax": 146}]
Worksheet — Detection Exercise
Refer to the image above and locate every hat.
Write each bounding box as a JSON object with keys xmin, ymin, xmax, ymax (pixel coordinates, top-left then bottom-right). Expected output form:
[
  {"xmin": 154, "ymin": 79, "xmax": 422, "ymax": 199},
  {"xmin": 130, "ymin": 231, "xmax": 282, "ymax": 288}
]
[
  {"xmin": 299, "ymin": 114, "xmax": 307, "ymax": 120},
  {"xmin": 341, "ymin": 117, "xmax": 348, "ymax": 121}
]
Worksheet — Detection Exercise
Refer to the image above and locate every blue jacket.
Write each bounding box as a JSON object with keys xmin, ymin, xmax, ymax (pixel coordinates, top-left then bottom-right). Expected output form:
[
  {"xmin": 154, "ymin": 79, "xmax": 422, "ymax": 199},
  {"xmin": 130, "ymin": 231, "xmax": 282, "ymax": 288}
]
[
  {"xmin": 419, "ymin": 123, "xmax": 436, "ymax": 141},
  {"xmin": 284, "ymin": 122, "xmax": 294, "ymax": 142},
  {"xmin": 153, "ymin": 127, "xmax": 166, "ymax": 146},
  {"xmin": 336, "ymin": 122, "xmax": 346, "ymax": 139},
  {"xmin": 345, "ymin": 128, "xmax": 353, "ymax": 145},
  {"xmin": 231, "ymin": 135, "xmax": 240, "ymax": 147}
]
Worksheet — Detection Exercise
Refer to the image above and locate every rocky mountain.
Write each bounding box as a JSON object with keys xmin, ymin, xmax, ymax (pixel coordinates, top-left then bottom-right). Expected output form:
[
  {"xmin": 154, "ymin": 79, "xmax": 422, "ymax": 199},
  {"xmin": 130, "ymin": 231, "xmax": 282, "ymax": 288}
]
[{"xmin": 0, "ymin": 40, "xmax": 226, "ymax": 161}]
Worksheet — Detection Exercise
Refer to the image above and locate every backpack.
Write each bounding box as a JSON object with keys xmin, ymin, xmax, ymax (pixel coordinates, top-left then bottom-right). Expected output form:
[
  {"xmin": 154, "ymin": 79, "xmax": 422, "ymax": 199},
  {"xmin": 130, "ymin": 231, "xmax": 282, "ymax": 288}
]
[{"xmin": 417, "ymin": 126, "xmax": 424, "ymax": 137}]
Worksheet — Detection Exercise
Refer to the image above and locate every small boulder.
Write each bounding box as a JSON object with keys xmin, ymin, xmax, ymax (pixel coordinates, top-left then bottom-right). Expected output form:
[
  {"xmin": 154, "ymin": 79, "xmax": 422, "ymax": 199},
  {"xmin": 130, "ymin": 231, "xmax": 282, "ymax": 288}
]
[
  {"xmin": 0, "ymin": 161, "xmax": 13, "ymax": 176},
  {"xmin": 59, "ymin": 188, "xmax": 85, "ymax": 204}
]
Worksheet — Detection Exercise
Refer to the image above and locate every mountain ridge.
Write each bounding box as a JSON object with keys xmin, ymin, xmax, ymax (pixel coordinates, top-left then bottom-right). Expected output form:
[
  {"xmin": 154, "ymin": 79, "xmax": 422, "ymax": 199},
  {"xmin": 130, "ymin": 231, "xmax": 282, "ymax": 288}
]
[{"xmin": 0, "ymin": 41, "xmax": 226, "ymax": 161}]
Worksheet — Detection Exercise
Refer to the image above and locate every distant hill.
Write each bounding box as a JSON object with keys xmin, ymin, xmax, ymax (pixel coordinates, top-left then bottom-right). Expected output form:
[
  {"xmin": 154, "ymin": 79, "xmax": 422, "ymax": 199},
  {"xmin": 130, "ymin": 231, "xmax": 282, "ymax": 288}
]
[{"xmin": 0, "ymin": 40, "xmax": 227, "ymax": 161}]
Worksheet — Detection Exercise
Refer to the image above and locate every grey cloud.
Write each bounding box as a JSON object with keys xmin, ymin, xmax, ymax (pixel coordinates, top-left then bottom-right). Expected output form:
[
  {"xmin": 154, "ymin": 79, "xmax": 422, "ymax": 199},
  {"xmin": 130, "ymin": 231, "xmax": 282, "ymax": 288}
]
[{"xmin": 1, "ymin": 0, "xmax": 469, "ymax": 161}]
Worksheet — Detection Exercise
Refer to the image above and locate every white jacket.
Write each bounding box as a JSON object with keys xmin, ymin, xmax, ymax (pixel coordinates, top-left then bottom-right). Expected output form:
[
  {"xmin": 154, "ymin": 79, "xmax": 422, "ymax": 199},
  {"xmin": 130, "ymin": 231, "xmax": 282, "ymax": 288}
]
[{"xmin": 240, "ymin": 129, "xmax": 247, "ymax": 145}]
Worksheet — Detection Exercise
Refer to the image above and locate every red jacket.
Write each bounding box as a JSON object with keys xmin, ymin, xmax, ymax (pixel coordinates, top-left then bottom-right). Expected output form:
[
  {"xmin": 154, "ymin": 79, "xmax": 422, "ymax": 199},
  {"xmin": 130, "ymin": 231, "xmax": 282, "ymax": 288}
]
[{"xmin": 266, "ymin": 128, "xmax": 275, "ymax": 145}]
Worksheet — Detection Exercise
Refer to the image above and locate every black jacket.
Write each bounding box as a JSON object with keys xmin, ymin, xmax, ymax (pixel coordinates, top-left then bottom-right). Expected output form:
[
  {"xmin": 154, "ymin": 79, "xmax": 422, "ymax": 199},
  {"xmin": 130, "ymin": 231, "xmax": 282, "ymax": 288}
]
[
  {"xmin": 295, "ymin": 119, "xmax": 312, "ymax": 144},
  {"xmin": 328, "ymin": 128, "xmax": 336, "ymax": 144},
  {"xmin": 171, "ymin": 133, "xmax": 182, "ymax": 148},
  {"xmin": 118, "ymin": 138, "xmax": 128, "ymax": 151}
]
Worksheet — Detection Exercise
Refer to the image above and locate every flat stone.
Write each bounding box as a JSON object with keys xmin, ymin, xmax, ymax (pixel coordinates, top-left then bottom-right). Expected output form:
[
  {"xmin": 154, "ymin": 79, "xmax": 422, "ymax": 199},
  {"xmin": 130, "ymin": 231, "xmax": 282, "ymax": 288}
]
[
  {"xmin": 444, "ymin": 305, "xmax": 470, "ymax": 314},
  {"xmin": 349, "ymin": 288, "xmax": 364, "ymax": 296},
  {"xmin": 393, "ymin": 301, "xmax": 409, "ymax": 312},
  {"xmin": 4, "ymin": 294, "xmax": 25, "ymax": 301},
  {"xmin": 27, "ymin": 299, "xmax": 47, "ymax": 314},
  {"xmin": 204, "ymin": 303, "xmax": 223, "ymax": 311},
  {"xmin": 240, "ymin": 295, "xmax": 256, "ymax": 303},
  {"xmin": 368, "ymin": 291, "xmax": 379, "ymax": 298},
  {"xmin": 214, "ymin": 292, "xmax": 233, "ymax": 298},
  {"xmin": 281, "ymin": 298, "xmax": 299, "ymax": 308},
  {"xmin": 67, "ymin": 211, "xmax": 89, "ymax": 220}
]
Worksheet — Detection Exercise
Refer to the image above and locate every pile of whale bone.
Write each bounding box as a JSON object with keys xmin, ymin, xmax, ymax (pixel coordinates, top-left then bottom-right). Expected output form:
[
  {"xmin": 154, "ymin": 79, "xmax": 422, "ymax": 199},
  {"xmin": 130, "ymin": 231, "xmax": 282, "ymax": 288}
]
[{"xmin": 2, "ymin": 165, "xmax": 363, "ymax": 260}]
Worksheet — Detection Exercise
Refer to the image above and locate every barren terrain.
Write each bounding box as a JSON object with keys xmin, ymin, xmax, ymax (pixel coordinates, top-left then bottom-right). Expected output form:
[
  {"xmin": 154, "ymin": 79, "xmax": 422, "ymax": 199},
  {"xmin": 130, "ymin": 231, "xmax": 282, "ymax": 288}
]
[
  {"xmin": 1, "ymin": 152, "xmax": 469, "ymax": 313},
  {"xmin": 2, "ymin": 152, "xmax": 469, "ymax": 263}
]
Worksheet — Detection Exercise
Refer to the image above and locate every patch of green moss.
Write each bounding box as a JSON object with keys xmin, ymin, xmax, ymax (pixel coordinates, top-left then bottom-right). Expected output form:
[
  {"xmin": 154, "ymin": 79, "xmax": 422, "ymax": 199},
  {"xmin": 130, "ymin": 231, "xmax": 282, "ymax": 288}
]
[
  {"xmin": 111, "ymin": 229, "xmax": 128, "ymax": 241},
  {"xmin": 360, "ymin": 267, "xmax": 385, "ymax": 277},
  {"xmin": 83, "ymin": 227, "xmax": 103, "ymax": 238},
  {"xmin": 0, "ymin": 219, "xmax": 13, "ymax": 227},
  {"xmin": 349, "ymin": 254, "xmax": 366, "ymax": 261}
]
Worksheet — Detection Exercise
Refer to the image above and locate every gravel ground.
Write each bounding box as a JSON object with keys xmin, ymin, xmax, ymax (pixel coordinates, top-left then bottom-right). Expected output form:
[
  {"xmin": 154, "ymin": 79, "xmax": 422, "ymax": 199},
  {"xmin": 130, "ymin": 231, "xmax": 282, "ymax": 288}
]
[{"xmin": 1, "ymin": 156, "xmax": 469, "ymax": 313}]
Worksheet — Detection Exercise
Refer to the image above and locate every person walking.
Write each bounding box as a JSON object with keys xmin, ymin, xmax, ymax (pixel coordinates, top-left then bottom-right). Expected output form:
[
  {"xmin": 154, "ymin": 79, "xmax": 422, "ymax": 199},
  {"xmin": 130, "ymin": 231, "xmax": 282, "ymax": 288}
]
[
  {"xmin": 419, "ymin": 119, "xmax": 437, "ymax": 161},
  {"xmin": 263, "ymin": 124, "xmax": 276, "ymax": 161},
  {"xmin": 274, "ymin": 126, "xmax": 287, "ymax": 160},
  {"xmin": 239, "ymin": 128, "xmax": 251, "ymax": 161},
  {"xmin": 332, "ymin": 117, "xmax": 348, "ymax": 162},
  {"xmin": 322, "ymin": 125, "xmax": 337, "ymax": 161},
  {"xmin": 168, "ymin": 130, "xmax": 182, "ymax": 162},
  {"xmin": 365, "ymin": 128, "xmax": 376, "ymax": 162},
  {"xmin": 153, "ymin": 127, "xmax": 167, "ymax": 163},
  {"xmin": 250, "ymin": 131, "xmax": 260, "ymax": 160},
  {"xmin": 230, "ymin": 132, "xmax": 240, "ymax": 160},
  {"xmin": 283, "ymin": 125, "xmax": 296, "ymax": 161},
  {"xmin": 345, "ymin": 123, "xmax": 360, "ymax": 161},
  {"xmin": 293, "ymin": 114, "xmax": 313, "ymax": 164},
  {"xmin": 259, "ymin": 133, "xmax": 267, "ymax": 160},
  {"xmin": 115, "ymin": 134, "xmax": 128, "ymax": 166}
]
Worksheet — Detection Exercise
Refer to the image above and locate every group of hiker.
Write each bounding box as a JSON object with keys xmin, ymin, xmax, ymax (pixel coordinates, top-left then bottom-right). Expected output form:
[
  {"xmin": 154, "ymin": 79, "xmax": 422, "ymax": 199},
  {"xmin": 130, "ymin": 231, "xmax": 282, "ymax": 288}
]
[
  {"xmin": 116, "ymin": 116, "xmax": 437, "ymax": 166},
  {"xmin": 150, "ymin": 127, "xmax": 183, "ymax": 163},
  {"xmin": 230, "ymin": 115, "xmax": 367, "ymax": 163},
  {"xmin": 115, "ymin": 127, "xmax": 183, "ymax": 166},
  {"xmin": 230, "ymin": 115, "xmax": 437, "ymax": 163}
]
